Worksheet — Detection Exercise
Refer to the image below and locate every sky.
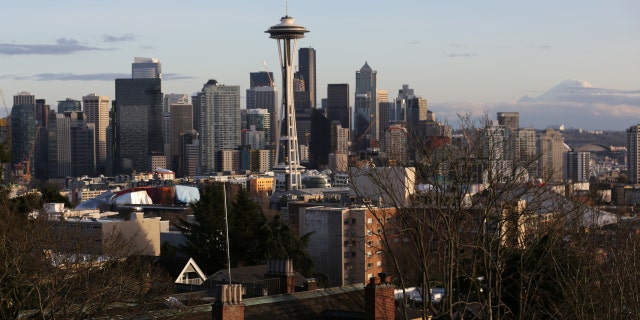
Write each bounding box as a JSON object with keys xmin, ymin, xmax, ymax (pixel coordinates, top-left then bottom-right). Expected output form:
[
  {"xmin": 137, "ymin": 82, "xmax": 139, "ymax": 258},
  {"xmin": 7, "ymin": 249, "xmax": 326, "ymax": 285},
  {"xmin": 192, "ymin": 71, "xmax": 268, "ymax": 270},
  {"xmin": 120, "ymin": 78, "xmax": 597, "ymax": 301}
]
[{"xmin": 1, "ymin": 0, "xmax": 639, "ymax": 130}]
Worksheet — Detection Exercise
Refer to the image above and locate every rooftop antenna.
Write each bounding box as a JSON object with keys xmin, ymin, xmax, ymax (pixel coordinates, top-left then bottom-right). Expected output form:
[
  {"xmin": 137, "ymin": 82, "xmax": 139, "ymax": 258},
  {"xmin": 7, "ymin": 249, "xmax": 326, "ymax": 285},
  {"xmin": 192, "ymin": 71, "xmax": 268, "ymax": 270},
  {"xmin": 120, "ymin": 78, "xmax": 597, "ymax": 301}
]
[{"xmin": 286, "ymin": 0, "xmax": 288, "ymax": 16}]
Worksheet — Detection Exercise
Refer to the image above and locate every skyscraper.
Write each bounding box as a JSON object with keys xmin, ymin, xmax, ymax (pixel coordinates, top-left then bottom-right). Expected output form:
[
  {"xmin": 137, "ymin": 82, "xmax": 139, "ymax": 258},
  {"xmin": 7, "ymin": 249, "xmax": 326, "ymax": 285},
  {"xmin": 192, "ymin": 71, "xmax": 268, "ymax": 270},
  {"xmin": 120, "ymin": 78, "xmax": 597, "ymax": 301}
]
[
  {"xmin": 267, "ymin": 14, "xmax": 309, "ymax": 191},
  {"xmin": 113, "ymin": 77, "xmax": 163, "ymax": 174},
  {"xmin": 249, "ymin": 71, "xmax": 274, "ymax": 89},
  {"xmin": 83, "ymin": 94, "xmax": 110, "ymax": 174},
  {"xmin": 195, "ymin": 80, "xmax": 240, "ymax": 174},
  {"xmin": 132, "ymin": 57, "xmax": 162, "ymax": 79},
  {"xmin": 11, "ymin": 92, "xmax": 36, "ymax": 175},
  {"xmin": 497, "ymin": 112, "xmax": 520, "ymax": 131},
  {"xmin": 298, "ymin": 47, "xmax": 316, "ymax": 109},
  {"xmin": 564, "ymin": 151, "xmax": 590, "ymax": 183},
  {"xmin": 537, "ymin": 128, "xmax": 565, "ymax": 184},
  {"xmin": 355, "ymin": 62, "xmax": 378, "ymax": 150},
  {"xmin": 57, "ymin": 98, "xmax": 82, "ymax": 114},
  {"xmin": 327, "ymin": 83, "xmax": 350, "ymax": 129},
  {"xmin": 170, "ymin": 103, "xmax": 193, "ymax": 171},
  {"xmin": 50, "ymin": 111, "xmax": 95, "ymax": 178}
]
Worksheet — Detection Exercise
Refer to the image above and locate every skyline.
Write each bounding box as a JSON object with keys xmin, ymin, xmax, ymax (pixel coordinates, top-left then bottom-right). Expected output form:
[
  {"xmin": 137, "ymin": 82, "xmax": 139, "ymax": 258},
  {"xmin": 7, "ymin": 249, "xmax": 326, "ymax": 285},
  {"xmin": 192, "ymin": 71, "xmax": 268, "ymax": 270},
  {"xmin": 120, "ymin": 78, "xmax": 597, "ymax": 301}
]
[{"xmin": 1, "ymin": 0, "xmax": 639, "ymax": 130}]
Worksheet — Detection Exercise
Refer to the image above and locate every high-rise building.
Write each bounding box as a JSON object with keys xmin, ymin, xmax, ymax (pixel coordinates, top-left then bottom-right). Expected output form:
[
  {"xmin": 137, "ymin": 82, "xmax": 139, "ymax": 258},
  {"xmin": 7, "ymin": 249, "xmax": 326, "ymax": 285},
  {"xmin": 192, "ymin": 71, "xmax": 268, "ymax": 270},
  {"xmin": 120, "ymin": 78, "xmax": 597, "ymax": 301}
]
[
  {"xmin": 298, "ymin": 47, "xmax": 316, "ymax": 109},
  {"xmin": 195, "ymin": 80, "xmax": 240, "ymax": 173},
  {"xmin": 57, "ymin": 98, "xmax": 82, "ymax": 114},
  {"xmin": 83, "ymin": 94, "xmax": 110, "ymax": 174},
  {"xmin": 178, "ymin": 130, "xmax": 199, "ymax": 178},
  {"xmin": 384, "ymin": 124, "xmax": 408, "ymax": 165},
  {"xmin": 327, "ymin": 84, "xmax": 350, "ymax": 129},
  {"xmin": 537, "ymin": 128, "xmax": 565, "ymax": 184},
  {"xmin": 246, "ymin": 108, "xmax": 271, "ymax": 146},
  {"xmin": 267, "ymin": 14, "xmax": 308, "ymax": 190},
  {"xmin": 355, "ymin": 62, "xmax": 378, "ymax": 150},
  {"xmin": 49, "ymin": 111, "xmax": 96, "ymax": 179},
  {"xmin": 330, "ymin": 121, "xmax": 350, "ymax": 155},
  {"xmin": 170, "ymin": 103, "xmax": 193, "ymax": 171},
  {"xmin": 113, "ymin": 77, "xmax": 163, "ymax": 174},
  {"xmin": 396, "ymin": 85, "xmax": 427, "ymax": 127},
  {"xmin": 132, "ymin": 57, "xmax": 162, "ymax": 79},
  {"xmin": 11, "ymin": 92, "xmax": 36, "ymax": 172},
  {"xmin": 13, "ymin": 92, "xmax": 35, "ymax": 106},
  {"xmin": 514, "ymin": 128, "xmax": 537, "ymax": 178},
  {"xmin": 497, "ymin": 112, "xmax": 520, "ymax": 131},
  {"xmin": 627, "ymin": 124, "xmax": 640, "ymax": 184},
  {"xmin": 252, "ymin": 87, "xmax": 278, "ymax": 148},
  {"xmin": 300, "ymin": 206, "xmax": 396, "ymax": 286},
  {"xmin": 34, "ymin": 99, "xmax": 50, "ymax": 181},
  {"xmin": 249, "ymin": 71, "xmax": 274, "ymax": 89},
  {"xmin": 48, "ymin": 113, "xmax": 71, "ymax": 179},
  {"xmin": 564, "ymin": 151, "xmax": 590, "ymax": 183}
]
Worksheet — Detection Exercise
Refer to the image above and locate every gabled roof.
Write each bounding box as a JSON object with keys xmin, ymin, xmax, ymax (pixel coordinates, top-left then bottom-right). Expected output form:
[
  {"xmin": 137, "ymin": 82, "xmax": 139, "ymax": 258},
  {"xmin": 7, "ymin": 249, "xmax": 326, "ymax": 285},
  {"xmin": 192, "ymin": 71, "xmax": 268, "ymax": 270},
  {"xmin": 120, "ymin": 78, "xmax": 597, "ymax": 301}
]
[{"xmin": 154, "ymin": 256, "xmax": 207, "ymax": 283}]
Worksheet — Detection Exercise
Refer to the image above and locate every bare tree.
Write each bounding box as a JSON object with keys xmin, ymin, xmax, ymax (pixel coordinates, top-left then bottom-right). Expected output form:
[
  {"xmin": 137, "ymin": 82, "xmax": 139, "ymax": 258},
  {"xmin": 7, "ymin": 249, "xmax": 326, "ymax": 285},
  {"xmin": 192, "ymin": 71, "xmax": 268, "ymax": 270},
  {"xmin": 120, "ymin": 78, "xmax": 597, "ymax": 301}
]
[{"xmin": 350, "ymin": 113, "xmax": 615, "ymax": 319}]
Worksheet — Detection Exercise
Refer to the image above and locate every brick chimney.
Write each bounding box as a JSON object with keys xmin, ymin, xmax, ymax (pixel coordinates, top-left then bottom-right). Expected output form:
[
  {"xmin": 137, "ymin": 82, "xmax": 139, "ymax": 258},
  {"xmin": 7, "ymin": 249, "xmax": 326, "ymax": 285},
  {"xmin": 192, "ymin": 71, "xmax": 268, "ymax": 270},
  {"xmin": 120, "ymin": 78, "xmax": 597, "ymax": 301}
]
[
  {"xmin": 264, "ymin": 258, "xmax": 295, "ymax": 294},
  {"xmin": 212, "ymin": 284, "xmax": 244, "ymax": 320},
  {"xmin": 365, "ymin": 273, "xmax": 395, "ymax": 320},
  {"xmin": 304, "ymin": 278, "xmax": 318, "ymax": 291}
]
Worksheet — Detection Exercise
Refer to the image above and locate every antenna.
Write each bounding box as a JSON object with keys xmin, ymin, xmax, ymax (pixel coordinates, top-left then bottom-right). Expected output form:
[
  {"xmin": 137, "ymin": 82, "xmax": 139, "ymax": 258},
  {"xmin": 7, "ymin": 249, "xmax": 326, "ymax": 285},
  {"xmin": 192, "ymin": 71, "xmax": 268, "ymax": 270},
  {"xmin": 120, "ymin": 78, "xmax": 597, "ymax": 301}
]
[{"xmin": 286, "ymin": 0, "xmax": 288, "ymax": 16}]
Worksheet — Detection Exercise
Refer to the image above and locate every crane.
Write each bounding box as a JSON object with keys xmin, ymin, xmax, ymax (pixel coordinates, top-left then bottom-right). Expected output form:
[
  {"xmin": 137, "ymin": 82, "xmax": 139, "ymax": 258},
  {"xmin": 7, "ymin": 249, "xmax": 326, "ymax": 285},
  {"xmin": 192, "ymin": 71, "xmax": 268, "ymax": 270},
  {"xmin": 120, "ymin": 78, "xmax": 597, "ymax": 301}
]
[
  {"xmin": 263, "ymin": 61, "xmax": 275, "ymax": 88},
  {"xmin": 0, "ymin": 88, "xmax": 8, "ymax": 118}
]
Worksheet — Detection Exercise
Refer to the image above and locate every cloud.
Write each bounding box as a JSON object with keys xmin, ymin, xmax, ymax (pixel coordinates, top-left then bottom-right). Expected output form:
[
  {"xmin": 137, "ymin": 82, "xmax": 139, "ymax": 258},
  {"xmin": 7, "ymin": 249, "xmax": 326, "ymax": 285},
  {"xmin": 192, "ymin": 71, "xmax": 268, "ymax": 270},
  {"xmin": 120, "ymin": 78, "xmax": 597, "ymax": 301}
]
[
  {"xmin": 164, "ymin": 73, "xmax": 197, "ymax": 80},
  {"xmin": 447, "ymin": 52, "xmax": 477, "ymax": 58},
  {"xmin": 430, "ymin": 81, "xmax": 640, "ymax": 131},
  {"xmin": 0, "ymin": 38, "xmax": 110, "ymax": 55},
  {"xmin": 33, "ymin": 73, "xmax": 128, "ymax": 81},
  {"xmin": 3, "ymin": 73, "xmax": 196, "ymax": 82},
  {"xmin": 103, "ymin": 33, "xmax": 136, "ymax": 43}
]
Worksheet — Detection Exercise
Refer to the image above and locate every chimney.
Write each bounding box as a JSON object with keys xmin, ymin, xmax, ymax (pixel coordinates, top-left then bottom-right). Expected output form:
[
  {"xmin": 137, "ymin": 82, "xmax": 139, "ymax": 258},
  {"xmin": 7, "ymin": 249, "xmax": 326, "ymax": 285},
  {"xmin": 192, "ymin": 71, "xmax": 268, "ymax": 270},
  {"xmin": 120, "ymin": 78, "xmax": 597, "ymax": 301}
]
[
  {"xmin": 264, "ymin": 258, "xmax": 295, "ymax": 294},
  {"xmin": 212, "ymin": 284, "xmax": 244, "ymax": 320},
  {"xmin": 365, "ymin": 273, "xmax": 395, "ymax": 320},
  {"xmin": 304, "ymin": 278, "xmax": 318, "ymax": 291}
]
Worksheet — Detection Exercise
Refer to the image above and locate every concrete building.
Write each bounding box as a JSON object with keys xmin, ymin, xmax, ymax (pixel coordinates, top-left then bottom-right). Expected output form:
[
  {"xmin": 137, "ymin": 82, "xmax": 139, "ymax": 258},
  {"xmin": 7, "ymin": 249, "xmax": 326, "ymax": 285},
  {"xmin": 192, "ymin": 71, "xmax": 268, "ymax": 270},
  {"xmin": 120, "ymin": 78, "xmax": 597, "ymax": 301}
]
[
  {"xmin": 383, "ymin": 124, "xmax": 408, "ymax": 165},
  {"xmin": 83, "ymin": 94, "xmax": 110, "ymax": 174},
  {"xmin": 497, "ymin": 111, "xmax": 519, "ymax": 131},
  {"xmin": 538, "ymin": 128, "xmax": 565, "ymax": 184},
  {"xmin": 350, "ymin": 166, "xmax": 416, "ymax": 207},
  {"xmin": 564, "ymin": 151, "xmax": 591, "ymax": 183},
  {"xmin": 179, "ymin": 130, "xmax": 199, "ymax": 178},
  {"xmin": 55, "ymin": 211, "xmax": 161, "ymax": 256},
  {"xmin": 194, "ymin": 80, "xmax": 240, "ymax": 174},
  {"xmin": 300, "ymin": 206, "xmax": 396, "ymax": 287}
]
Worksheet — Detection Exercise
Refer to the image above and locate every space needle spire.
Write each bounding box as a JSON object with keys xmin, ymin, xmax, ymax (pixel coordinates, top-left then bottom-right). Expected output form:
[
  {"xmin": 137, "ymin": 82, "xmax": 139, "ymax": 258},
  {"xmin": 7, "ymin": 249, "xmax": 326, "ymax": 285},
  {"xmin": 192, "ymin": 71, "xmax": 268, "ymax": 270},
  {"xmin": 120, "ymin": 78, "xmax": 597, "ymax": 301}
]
[{"xmin": 266, "ymin": 14, "xmax": 309, "ymax": 191}]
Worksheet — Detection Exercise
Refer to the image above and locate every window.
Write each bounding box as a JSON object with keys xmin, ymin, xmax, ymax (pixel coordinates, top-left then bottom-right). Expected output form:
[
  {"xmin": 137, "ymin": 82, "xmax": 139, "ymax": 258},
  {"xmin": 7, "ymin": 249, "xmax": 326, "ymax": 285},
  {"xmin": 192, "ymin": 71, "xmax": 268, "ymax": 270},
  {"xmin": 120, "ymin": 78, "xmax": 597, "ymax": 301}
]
[
  {"xmin": 344, "ymin": 252, "xmax": 350, "ymax": 258},
  {"xmin": 367, "ymin": 229, "xmax": 373, "ymax": 236},
  {"xmin": 367, "ymin": 263, "xmax": 373, "ymax": 270},
  {"xmin": 367, "ymin": 240, "xmax": 373, "ymax": 247},
  {"xmin": 344, "ymin": 219, "xmax": 349, "ymax": 225},
  {"xmin": 367, "ymin": 218, "xmax": 373, "ymax": 225},
  {"xmin": 377, "ymin": 261, "xmax": 382, "ymax": 267}
]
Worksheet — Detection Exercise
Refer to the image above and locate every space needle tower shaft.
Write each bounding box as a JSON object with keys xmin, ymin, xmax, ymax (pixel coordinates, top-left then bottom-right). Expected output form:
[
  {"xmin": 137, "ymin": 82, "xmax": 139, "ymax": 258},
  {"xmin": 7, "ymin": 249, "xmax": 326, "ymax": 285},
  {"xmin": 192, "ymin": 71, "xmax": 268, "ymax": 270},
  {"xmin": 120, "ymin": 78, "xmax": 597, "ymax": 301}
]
[{"xmin": 266, "ymin": 15, "xmax": 309, "ymax": 191}]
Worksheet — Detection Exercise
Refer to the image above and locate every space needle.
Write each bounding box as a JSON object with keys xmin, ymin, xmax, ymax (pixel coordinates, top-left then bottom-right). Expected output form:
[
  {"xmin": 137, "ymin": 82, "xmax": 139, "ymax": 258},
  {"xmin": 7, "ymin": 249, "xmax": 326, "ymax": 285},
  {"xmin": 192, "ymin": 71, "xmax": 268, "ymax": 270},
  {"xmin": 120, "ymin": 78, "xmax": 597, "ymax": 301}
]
[{"xmin": 266, "ymin": 13, "xmax": 309, "ymax": 191}]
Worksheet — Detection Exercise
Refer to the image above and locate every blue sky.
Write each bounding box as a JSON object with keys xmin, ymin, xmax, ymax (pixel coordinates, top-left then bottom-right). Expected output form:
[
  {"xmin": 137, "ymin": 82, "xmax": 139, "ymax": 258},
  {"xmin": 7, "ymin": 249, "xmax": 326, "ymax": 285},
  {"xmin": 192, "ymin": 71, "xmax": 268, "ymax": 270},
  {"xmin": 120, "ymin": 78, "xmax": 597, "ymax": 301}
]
[{"xmin": 1, "ymin": 0, "xmax": 639, "ymax": 130}]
